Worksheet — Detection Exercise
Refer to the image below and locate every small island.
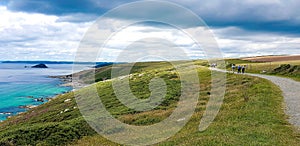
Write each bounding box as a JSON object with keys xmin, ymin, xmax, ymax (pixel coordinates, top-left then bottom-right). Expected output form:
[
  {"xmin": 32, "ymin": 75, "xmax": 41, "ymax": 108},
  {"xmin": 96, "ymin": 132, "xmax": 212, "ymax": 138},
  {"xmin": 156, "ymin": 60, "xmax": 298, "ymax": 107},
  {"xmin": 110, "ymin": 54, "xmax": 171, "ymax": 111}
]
[{"xmin": 31, "ymin": 63, "xmax": 48, "ymax": 68}]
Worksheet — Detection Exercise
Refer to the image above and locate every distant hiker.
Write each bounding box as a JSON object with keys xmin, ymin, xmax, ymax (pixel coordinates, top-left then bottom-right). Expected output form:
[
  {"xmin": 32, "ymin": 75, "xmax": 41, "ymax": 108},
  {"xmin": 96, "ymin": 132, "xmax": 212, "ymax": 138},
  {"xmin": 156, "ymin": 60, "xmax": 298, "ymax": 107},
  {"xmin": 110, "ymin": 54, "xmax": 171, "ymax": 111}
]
[
  {"xmin": 237, "ymin": 65, "xmax": 241, "ymax": 73},
  {"xmin": 242, "ymin": 65, "xmax": 246, "ymax": 74},
  {"xmin": 231, "ymin": 64, "xmax": 236, "ymax": 73},
  {"xmin": 211, "ymin": 63, "xmax": 217, "ymax": 68}
]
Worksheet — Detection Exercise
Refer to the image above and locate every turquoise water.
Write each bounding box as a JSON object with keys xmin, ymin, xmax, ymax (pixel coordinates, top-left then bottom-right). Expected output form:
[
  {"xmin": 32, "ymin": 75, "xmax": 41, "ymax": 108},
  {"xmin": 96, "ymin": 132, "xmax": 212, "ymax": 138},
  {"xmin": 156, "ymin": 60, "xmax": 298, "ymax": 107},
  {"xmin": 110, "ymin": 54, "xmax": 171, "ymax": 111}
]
[{"xmin": 0, "ymin": 63, "xmax": 81, "ymax": 121}]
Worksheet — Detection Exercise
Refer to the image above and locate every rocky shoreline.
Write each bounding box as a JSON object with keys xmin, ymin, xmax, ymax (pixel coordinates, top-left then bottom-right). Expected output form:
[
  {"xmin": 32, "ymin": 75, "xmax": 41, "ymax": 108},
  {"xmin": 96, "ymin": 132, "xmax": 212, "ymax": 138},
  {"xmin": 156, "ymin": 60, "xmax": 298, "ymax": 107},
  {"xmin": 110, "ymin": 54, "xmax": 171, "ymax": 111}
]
[
  {"xmin": 18, "ymin": 105, "xmax": 38, "ymax": 109},
  {"xmin": 49, "ymin": 74, "xmax": 72, "ymax": 85},
  {"xmin": 49, "ymin": 73, "xmax": 89, "ymax": 89},
  {"xmin": 17, "ymin": 96, "xmax": 59, "ymax": 110}
]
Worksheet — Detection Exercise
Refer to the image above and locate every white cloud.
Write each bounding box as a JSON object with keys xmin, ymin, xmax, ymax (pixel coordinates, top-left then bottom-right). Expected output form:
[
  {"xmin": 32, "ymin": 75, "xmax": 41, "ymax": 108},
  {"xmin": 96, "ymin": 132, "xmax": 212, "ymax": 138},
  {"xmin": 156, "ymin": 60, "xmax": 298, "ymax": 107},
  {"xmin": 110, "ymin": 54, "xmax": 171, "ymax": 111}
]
[
  {"xmin": 0, "ymin": 6, "xmax": 92, "ymax": 61},
  {"xmin": 213, "ymin": 27, "xmax": 300, "ymax": 58},
  {"xmin": 92, "ymin": 23, "xmax": 206, "ymax": 62},
  {"xmin": 1, "ymin": 3, "xmax": 300, "ymax": 62}
]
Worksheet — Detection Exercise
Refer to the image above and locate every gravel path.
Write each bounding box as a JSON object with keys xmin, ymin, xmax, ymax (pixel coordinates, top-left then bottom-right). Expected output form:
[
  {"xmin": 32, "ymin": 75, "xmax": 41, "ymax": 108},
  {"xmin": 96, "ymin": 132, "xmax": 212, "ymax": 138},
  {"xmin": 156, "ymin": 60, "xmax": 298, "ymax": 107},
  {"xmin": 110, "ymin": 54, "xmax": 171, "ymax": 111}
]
[
  {"xmin": 211, "ymin": 68, "xmax": 300, "ymax": 129},
  {"xmin": 246, "ymin": 73, "xmax": 300, "ymax": 129}
]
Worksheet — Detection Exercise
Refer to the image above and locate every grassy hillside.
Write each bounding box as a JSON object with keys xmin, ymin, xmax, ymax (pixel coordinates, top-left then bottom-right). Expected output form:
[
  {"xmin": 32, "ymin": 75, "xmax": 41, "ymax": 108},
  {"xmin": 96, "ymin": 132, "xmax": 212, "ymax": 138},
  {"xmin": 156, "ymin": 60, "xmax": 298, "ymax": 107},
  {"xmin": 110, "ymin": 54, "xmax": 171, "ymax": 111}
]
[
  {"xmin": 0, "ymin": 60, "xmax": 299, "ymax": 145},
  {"xmin": 73, "ymin": 61, "xmax": 209, "ymax": 84}
]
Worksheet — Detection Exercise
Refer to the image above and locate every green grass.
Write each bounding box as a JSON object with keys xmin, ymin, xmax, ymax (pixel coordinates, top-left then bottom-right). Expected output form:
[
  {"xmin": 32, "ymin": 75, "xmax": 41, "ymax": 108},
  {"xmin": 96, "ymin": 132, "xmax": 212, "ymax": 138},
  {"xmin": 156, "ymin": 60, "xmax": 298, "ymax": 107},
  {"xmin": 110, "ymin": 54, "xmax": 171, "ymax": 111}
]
[
  {"xmin": 73, "ymin": 72, "xmax": 300, "ymax": 146},
  {"xmin": 0, "ymin": 60, "xmax": 299, "ymax": 145}
]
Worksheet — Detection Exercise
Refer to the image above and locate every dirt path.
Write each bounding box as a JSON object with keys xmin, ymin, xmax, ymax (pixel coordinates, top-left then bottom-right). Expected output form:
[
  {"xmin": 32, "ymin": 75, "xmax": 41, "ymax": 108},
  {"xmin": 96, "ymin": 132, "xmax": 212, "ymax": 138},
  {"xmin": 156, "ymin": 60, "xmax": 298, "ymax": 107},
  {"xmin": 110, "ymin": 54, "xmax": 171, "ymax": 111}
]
[{"xmin": 211, "ymin": 68, "xmax": 300, "ymax": 129}]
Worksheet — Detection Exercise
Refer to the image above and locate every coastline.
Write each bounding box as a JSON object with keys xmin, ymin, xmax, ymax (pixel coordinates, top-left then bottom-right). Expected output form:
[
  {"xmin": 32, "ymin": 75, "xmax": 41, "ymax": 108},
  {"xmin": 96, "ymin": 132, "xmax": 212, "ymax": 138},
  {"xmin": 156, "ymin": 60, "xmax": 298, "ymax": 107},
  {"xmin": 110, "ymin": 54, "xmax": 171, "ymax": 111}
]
[
  {"xmin": 0, "ymin": 75, "xmax": 74, "ymax": 122},
  {"xmin": 49, "ymin": 73, "xmax": 89, "ymax": 89},
  {"xmin": 0, "ymin": 63, "xmax": 112, "ymax": 122}
]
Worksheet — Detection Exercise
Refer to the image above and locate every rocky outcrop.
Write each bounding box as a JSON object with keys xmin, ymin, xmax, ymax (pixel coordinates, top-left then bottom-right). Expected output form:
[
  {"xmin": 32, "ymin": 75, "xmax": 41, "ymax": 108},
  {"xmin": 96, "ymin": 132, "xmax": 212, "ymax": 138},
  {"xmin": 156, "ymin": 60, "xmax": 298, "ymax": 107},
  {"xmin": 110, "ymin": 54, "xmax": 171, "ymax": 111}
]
[
  {"xmin": 31, "ymin": 64, "xmax": 48, "ymax": 68},
  {"xmin": 35, "ymin": 98, "xmax": 44, "ymax": 102},
  {"xmin": 19, "ymin": 105, "xmax": 37, "ymax": 109},
  {"xmin": 49, "ymin": 74, "xmax": 72, "ymax": 83}
]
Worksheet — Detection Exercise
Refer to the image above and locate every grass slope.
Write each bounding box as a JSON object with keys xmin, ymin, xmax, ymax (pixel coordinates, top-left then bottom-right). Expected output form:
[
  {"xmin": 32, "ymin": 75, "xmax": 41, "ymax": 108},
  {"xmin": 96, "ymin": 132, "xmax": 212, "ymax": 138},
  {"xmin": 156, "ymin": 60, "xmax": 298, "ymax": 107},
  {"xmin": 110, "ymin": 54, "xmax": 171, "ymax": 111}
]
[
  {"xmin": 0, "ymin": 60, "xmax": 299, "ymax": 145},
  {"xmin": 74, "ymin": 72, "xmax": 300, "ymax": 146}
]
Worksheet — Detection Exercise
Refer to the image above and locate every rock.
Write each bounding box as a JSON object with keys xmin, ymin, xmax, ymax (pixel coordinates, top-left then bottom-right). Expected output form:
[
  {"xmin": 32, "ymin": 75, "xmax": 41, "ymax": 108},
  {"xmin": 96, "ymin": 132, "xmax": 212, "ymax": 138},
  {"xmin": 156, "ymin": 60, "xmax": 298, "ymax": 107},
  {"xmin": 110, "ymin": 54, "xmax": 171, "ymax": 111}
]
[
  {"xmin": 29, "ymin": 105, "xmax": 37, "ymax": 109},
  {"xmin": 19, "ymin": 105, "xmax": 37, "ymax": 109},
  {"xmin": 19, "ymin": 105, "xmax": 27, "ymax": 109},
  {"xmin": 177, "ymin": 118, "xmax": 186, "ymax": 122},
  {"xmin": 118, "ymin": 75, "xmax": 127, "ymax": 80},
  {"xmin": 31, "ymin": 63, "xmax": 48, "ymax": 68},
  {"xmin": 35, "ymin": 98, "xmax": 44, "ymax": 102},
  {"xmin": 61, "ymin": 83, "xmax": 73, "ymax": 87},
  {"xmin": 64, "ymin": 99, "xmax": 71, "ymax": 102},
  {"xmin": 64, "ymin": 109, "xmax": 70, "ymax": 112},
  {"xmin": 0, "ymin": 112, "xmax": 12, "ymax": 115},
  {"xmin": 261, "ymin": 70, "xmax": 267, "ymax": 73}
]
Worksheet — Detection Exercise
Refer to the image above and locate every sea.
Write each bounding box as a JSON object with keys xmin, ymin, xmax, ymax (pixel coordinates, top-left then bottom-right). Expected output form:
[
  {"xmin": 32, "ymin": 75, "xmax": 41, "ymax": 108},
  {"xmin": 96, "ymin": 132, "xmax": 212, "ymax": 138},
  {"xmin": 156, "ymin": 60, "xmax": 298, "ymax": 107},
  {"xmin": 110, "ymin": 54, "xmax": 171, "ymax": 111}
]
[{"xmin": 0, "ymin": 61, "xmax": 96, "ymax": 121}]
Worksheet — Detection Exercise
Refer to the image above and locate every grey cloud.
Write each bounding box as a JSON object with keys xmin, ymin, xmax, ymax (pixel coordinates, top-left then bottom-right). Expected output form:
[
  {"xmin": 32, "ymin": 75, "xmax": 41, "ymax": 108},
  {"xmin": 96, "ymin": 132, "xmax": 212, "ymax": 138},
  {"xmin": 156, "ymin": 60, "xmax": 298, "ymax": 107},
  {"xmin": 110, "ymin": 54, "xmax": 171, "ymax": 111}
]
[{"xmin": 5, "ymin": 0, "xmax": 300, "ymax": 35}]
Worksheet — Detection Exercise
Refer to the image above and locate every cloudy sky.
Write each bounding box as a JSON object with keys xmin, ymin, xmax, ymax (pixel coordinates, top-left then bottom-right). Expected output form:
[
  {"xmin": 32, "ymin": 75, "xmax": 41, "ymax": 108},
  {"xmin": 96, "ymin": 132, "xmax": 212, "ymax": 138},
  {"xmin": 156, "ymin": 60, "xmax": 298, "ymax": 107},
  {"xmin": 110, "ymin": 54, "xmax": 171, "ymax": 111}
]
[{"xmin": 0, "ymin": 0, "xmax": 300, "ymax": 61}]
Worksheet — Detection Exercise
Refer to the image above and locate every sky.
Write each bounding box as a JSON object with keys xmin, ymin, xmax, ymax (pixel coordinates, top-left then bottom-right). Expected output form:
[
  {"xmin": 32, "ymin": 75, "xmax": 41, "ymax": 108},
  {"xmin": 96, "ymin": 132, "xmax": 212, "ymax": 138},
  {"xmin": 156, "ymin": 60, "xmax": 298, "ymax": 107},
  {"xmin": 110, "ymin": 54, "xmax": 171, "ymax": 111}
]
[{"xmin": 0, "ymin": 0, "xmax": 300, "ymax": 61}]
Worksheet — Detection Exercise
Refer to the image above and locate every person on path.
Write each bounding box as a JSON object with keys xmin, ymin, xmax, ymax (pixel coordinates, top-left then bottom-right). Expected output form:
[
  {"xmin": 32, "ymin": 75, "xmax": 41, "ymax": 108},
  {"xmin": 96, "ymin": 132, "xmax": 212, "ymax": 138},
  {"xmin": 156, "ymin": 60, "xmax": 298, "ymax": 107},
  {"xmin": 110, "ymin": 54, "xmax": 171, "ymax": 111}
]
[
  {"xmin": 211, "ymin": 63, "xmax": 216, "ymax": 68},
  {"xmin": 242, "ymin": 65, "xmax": 246, "ymax": 74},
  {"xmin": 231, "ymin": 64, "xmax": 236, "ymax": 73},
  {"xmin": 237, "ymin": 65, "xmax": 241, "ymax": 73}
]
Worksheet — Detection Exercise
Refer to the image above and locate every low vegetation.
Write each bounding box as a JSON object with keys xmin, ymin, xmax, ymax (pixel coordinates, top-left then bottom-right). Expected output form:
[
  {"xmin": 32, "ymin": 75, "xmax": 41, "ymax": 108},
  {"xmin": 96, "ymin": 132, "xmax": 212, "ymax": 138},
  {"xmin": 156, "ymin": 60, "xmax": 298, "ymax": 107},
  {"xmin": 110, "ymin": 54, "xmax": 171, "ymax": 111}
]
[{"xmin": 0, "ymin": 60, "xmax": 299, "ymax": 145}]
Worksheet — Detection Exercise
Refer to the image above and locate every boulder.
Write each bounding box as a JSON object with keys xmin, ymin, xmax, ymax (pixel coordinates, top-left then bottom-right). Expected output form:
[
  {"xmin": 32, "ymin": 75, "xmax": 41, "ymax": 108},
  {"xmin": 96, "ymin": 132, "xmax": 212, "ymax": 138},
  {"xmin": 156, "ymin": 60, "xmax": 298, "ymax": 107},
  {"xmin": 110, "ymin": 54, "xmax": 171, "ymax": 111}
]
[
  {"xmin": 64, "ymin": 99, "xmax": 71, "ymax": 102},
  {"xmin": 35, "ymin": 98, "xmax": 44, "ymax": 102}
]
